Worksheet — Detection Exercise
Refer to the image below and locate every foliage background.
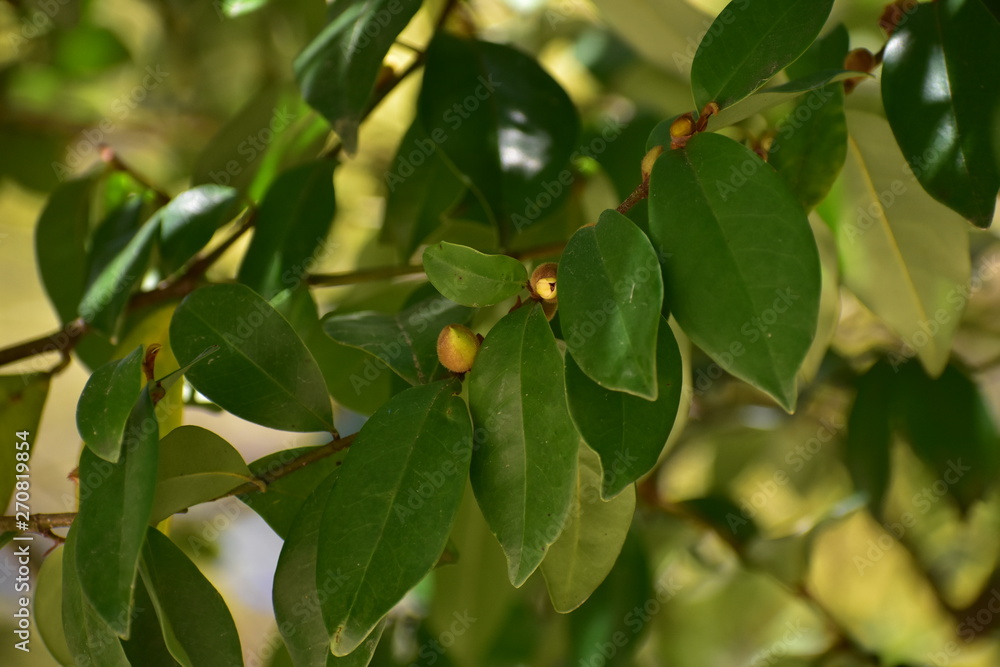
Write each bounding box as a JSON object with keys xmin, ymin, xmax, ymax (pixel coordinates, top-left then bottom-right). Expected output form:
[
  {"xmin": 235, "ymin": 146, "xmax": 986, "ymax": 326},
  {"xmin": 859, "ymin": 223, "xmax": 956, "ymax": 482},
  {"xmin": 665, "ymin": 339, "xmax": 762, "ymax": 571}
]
[{"xmin": 0, "ymin": 0, "xmax": 999, "ymax": 665}]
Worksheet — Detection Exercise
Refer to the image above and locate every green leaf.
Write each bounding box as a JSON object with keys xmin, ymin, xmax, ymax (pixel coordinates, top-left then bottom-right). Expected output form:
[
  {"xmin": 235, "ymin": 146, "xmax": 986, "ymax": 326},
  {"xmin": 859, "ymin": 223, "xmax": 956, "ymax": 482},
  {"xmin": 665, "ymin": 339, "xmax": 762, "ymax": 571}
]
[
  {"xmin": 567, "ymin": 530, "xmax": 653, "ymax": 667},
  {"xmin": 155, "ymin": 185, "xmax": 240, "ymax": 276},
  {"xmin": 769, "ymin": 25, "xmax": 850, "ymax": 212},
  {"xmin": 273, "ymin": 471, "xmax": 341, "ymax": 667},
  {"xmin": 35, "ymin": 174, "xmax": 95, "ymax": 323},
  {"xmin": 0, "ymin": 374, "xmax": 49, "ymax": 512},
  {"xmin": 418, "ymin": 33, "xmax": 580, "ymax": 243},
  {"xmin": 540, "ymin": 444, "xmax": 635, "ymax": 613},
  {"xmin": 35, "ymin": 545, "xmax": 73, "ymax": 665},
  {"xmin": 79, "ymin": 198, "xmax": 158, "ymax": 337},
  {"xmin": 468, "ymin": 304, "xmax": 579, "ymax": 586},
  {"xmin": 170, "ymin": 283, "xmax": 335, "ymax": 432},
  {"xmin": 844, "ymin": 361, "xmax": 895, "ymax": 515},
  {"xmin": 240, "ymin": 443, "xmax": 349, "ymax": 539},
  {"xmin": 294, "ymin": 0, "xmax": 421, "ymax": 154},
  {"xmin": 559, "ymin": 209, "xmax": 664, "ymax": 399},
  {"xmin": 218, "ymin": 0, "xmax": 269, "ymax": 18},
  {"xmin": 321, "ymin": 293, "xmax": 473, "ymax": 386},
  {"xmin": 150, "ymin": 426, "xmax": 252, "ymax": 523},
  {"xmin": 829, "ymin": 111, "xmax": 971, "ymax": 376},
  {"xmin": 121, "ymin": 575, "xmax": 182, "ymax": 667},
  {"xmin": 318, "ymin": 379, "xmax": 473, "ymax": 656},
  {"xmin": 139, "ymin": 527, "xmax": 243, "ymax": 666},
  {"xmin": 422, "ymin": 242, "xmax": 528, "ymax": 307},
  {"xmin": 382, "ymin": 121, "xmax": 468, "ymax": 260},
  {"xmin": 881, "ymin": 0, "xmax": 1000, "ymax": 227},
  {"xmin": 76, "ymin": 345, "xmax": 144, "ymax": 463},
  {"xmin": 706, "ymin": 69, "xmax": 864, "ymax": 132},
  {"xmin": 565, "ymin": 318, "xmax": 683, "ymax": 499},
  {"xmin": 895, "ymin": 363, "xmax": 1000, "ymax": 512},
  {"xmin": 73, "ymin": 385, "xmax": 159, "ymax": 636},
  {"xmin": 690, "ymin": 0, "xmax": 835, "ymax": 112},
  {"xmin": 647, "ymin": 132, "xmax": 821, "ymax": 411},
  {"xmin": 237, "ymin": 160, "xmax": 336, "ymax": 299},
  {"xmin": 62, "ymin": 527, "xmax": 130, "ymax": 665}
]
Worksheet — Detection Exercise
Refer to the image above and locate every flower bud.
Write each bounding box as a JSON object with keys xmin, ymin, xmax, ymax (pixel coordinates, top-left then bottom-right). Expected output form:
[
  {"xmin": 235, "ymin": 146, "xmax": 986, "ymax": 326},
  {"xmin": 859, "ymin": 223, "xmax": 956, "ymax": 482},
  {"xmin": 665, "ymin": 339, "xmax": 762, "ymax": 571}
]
[{"xmin": 530, "ymin": 263, "xmax": 558, "ymax": 302}]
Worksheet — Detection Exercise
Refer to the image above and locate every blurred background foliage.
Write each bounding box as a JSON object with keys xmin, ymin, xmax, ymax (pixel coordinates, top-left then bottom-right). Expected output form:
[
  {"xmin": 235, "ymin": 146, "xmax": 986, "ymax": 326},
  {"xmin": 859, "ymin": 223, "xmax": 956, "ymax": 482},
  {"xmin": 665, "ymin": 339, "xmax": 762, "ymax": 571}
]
[{"xmin": 1, "ymin": 0, "xmax": 999, "ymax": 665}]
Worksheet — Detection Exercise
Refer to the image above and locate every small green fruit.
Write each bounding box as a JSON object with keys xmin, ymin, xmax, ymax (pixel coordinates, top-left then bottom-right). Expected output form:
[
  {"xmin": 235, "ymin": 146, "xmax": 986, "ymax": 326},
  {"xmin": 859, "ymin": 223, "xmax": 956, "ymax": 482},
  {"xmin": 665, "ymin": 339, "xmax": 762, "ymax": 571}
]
[{"xmin": 437, "ymin": 324, "xmax": 480, "ymax": 373}]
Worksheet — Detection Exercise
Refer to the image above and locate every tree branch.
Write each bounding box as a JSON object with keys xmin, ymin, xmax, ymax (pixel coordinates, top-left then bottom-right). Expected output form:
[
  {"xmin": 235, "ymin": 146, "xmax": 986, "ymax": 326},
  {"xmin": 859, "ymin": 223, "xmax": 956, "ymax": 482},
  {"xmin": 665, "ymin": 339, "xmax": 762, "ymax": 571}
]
[{"xmin": 0, "ymin": 432, "xmax": 356, "ymax": 536}]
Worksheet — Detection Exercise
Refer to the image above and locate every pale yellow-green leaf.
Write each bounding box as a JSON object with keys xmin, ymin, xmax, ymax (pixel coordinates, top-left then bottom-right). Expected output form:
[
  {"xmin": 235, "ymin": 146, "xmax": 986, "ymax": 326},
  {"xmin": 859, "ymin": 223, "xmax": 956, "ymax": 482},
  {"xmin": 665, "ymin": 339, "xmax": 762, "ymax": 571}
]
[
  {"xmin": 35, "ymin": 546, "xmax": 73, "ymax": 665},
  {"xmin": 831, "ymin": 111, "xmax": 970, "ymax": 376},
  {"xmin": 540, "ymin": 444, "xmax": 636, "ymax": 613}
]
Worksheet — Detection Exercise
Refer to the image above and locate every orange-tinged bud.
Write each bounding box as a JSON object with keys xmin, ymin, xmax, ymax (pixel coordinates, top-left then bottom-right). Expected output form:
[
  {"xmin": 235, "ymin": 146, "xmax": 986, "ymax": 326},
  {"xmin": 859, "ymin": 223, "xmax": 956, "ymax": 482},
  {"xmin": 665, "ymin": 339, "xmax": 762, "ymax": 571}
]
[{"xmin": 437, "ymin": 324, "xmax": 480, "ymax": 373}]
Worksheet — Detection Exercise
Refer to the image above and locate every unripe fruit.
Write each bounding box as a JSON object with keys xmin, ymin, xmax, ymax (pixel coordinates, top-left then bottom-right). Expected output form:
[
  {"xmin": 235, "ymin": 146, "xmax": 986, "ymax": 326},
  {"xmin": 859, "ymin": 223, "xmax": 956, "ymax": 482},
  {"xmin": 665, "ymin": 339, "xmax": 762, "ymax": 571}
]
[
  {"xmin": 530, "ymin": 263, "xmax": 558, "ymax": 302},
  {"xmin": 437, "ymin": 324, "xmax": 480, "ymax": 373}
]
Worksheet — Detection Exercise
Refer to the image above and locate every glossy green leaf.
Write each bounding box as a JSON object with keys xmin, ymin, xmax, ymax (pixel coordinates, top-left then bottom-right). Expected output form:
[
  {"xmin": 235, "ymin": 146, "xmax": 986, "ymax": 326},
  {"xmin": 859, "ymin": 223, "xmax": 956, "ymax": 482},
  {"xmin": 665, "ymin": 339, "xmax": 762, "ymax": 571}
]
[
  {"xmin": 35, "ymin": 545, "xmax": 73, "ymax": 665},
  {"xmin": 79, "ymin": 198, "xmax": 158, "ymax": 337},
  {"xmin": 567, "ymin": 530, "xmax": 652, "ymax": 667},
  {"xmin": 120, "ymin": 575, "xmax": 181, "ymax": 667},
  {"xmin": 468, "ymin": 304, "xmax": 579, "ymax": 586},
  {"xmin": 844, "ymin": 360, "xmax": 895, "ymax": 515},
  {"xmin": 882, "ymin": 0, "xmax": 1000, "ymax": 227},
  {"xmin": 74, "ymin": 385, "xmax": 159, "ymax": 636},
  {"xmin": 170, "ymin": 283, "xmax": 335, "ymax": 432},
  {"xmin": 382, "ymin": 121, "xmax": 468, "ymax": 260},
  {"xmin": 896, "ymin": 363, "xmax": 1000, "ymax": 512},
  {"xmin": 274, "ymin": 472, "xmax": 340, "ymax": 667},
  {"xmin": 35, "ymin": 174, "xmax": 95, "ymax": 323},
  {"xmin": 318, "ymin": 379, "xmax": 473, "ymax": 656},
  {"xmin": 690, "ymin": 0, "xmax": 835, "ymax": 111},
  {"xmin": 769, "ymin": 25, "xmax": 850, "ymax": 212},
  {"xmin": 62, "ymin": 527, "xmax": 130, "ymax": 665},
  {"xmin": 240, "ymin": 443, "xmax": 348, "ymax": 539},
  {"xmin": 706, "ymin": 69, "xmax": 864, "ymax": 132},
  {"xmin": 565, "ymin": 318, "xmax": 683, "ymax": 499},
  {"xmin": 237, "ymin": 160, "xmax": 336, "ymax": 299},
  {"xmin": 830, "ymin": 111, "xmax": 970, "ymax": 376},
  {"xmin": 321, "ymin": 293, "xmax": 473, "ymax": 386},
  {"xmin": 150, "ymin": 426, "xmax": 252, "ymax": 523},
  {"xmin": 76, "ymin": 345, "xmax": 144, "ymax": 463},
  {"xmin": 418, "ymin": 33, "xmax": 580, "ymax": 243},
  {"xmin": 139, "ymin": 527, "xmax": 243, "ymax": 666},
  {"xmin": 155, "ymin": 185, "xmax": 240, "ymax": 276},
  {"xmin": 422, "ymin": 242, "xmax": 527, "ymax": 307},
  {"xmin": 540, "ymin": 445, "xmax": 635, "ymax": 613},
  {"xmin": 294, "ymin": 0, "xmax": 421, "ymax": 154},
  {"xmin": 560, "ymin": 209, "xmax": 663, "ymax": 399},
  {"xmin": 647, "ymin": 132, "xmax": 821, "ymax": 411},
  {"xmin": 0, "ymin": 374, "xmax": 49, "ymax": 512}
]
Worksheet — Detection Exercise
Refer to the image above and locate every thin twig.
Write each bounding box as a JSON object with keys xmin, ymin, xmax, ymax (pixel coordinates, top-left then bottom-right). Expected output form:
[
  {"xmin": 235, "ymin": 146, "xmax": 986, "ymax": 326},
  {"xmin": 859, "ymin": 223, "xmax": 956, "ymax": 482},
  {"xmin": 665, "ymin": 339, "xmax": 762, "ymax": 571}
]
[{"xmin": 0, "ymin": 433, "xmax": 357, "ymax": 535}]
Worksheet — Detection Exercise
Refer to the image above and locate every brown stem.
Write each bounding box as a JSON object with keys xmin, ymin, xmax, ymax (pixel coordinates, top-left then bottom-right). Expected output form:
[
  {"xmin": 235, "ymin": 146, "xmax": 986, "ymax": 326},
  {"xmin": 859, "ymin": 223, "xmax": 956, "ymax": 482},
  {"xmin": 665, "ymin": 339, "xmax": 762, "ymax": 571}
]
[
  {"xmin": 0, "ymin": 433, "xmax": 357, "ymax": 536},
  {"xmin": 616, "ymin": 178, "xmax": 650, "ymax": 215}
]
